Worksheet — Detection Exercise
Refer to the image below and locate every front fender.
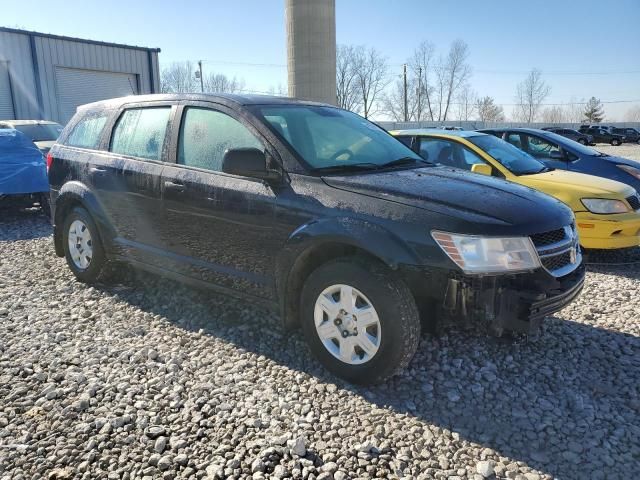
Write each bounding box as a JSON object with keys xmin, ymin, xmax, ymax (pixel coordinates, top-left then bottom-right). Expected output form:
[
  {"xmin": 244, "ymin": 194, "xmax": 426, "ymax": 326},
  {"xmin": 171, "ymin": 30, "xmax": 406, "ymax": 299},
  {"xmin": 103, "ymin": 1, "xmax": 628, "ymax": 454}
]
[
  {"xmin": 53, "ymin": 181, "xmax": 114, "ymax": 256},
  {"xmin": 275, "ymin": 217, "xmax": 422, "ymax": 327}
]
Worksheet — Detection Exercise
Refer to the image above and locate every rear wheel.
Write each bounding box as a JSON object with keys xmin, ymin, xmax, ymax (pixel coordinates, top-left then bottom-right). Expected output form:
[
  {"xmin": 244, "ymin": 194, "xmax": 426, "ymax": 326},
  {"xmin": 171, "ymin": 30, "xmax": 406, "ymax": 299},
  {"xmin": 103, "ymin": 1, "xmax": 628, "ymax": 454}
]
[
  {"xmin": 611, "ymin": 139, "xmax": 621, "ymax": 146},
  {"xmin": 62, "ymin": 206, "xmax": 108, "ymax": 283},
  {"xmin": 300, "ymin": 257, "xmax": 421, "ymax": 384}
]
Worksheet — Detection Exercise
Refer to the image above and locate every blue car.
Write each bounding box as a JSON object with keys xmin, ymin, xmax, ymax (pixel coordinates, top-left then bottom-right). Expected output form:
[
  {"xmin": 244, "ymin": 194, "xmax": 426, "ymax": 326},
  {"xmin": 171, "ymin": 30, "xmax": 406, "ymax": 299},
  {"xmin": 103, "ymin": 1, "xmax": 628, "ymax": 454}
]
[
  {"xmin": 0, "ymin": 128, "xmax": 50, "ymax": 215},
  {"xmin": 478, "ymin": 127, "xmax": 640, "ymax": 193}
]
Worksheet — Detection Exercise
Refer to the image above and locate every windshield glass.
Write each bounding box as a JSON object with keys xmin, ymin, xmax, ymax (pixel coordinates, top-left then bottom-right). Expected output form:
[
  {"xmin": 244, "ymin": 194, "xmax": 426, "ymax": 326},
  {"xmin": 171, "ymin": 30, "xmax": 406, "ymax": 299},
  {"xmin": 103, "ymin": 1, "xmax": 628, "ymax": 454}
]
[
  {"xmin": 14, "ymin": 124, "xmax": 63, "ymax": 142},
  {"xmin": 542, "ymin": 130, "xmax": 602, "ymax": 156},
  {"xmin": 254, "ymin": 105, "xmax": 423, "ymax": 171},
  {"xmin": 468, "ymin": 134, "xmax": 547, "ymax": 175}
]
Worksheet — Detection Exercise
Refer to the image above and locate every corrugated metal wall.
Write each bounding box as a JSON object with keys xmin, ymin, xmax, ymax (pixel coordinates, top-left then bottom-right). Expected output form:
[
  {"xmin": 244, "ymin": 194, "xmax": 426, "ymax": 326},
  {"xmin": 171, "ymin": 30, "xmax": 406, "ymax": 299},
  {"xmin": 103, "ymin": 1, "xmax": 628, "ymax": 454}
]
[{"xmin": 0, "ymin": 28, "xmax": 160, "ymax": 125}]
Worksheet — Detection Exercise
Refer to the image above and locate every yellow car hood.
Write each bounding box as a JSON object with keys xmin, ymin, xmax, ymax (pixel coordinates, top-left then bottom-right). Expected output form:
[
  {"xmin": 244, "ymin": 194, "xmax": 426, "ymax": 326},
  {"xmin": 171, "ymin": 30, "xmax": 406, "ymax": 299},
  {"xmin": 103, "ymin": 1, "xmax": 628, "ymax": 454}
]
[{"xmin": 522, "ymin": 169, "xmax": 635, "ymax": 200}]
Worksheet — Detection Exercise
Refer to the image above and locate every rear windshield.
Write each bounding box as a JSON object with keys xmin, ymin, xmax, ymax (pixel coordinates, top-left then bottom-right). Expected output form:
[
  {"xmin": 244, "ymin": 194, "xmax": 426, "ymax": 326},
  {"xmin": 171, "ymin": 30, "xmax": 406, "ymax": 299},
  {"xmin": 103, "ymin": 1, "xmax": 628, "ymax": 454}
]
[{"xmin": 13, "ymin": 124, "xmax": 63, "ymax": 142}]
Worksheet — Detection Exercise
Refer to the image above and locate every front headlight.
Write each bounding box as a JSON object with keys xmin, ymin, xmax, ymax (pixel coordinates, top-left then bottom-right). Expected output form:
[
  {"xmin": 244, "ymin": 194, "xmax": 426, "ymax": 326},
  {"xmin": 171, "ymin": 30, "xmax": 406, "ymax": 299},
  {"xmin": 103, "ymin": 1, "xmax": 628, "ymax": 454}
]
[
  {"xmin": 432, "ymin": 231, "xmax": 541, "ymax": 274},
  {"xmin": 617, "ymin": 164, "xmax": 640, "ymax": 180},
  {"xmin": 581, "ymin": 198, "xmax": 629, "ymax": 214}
]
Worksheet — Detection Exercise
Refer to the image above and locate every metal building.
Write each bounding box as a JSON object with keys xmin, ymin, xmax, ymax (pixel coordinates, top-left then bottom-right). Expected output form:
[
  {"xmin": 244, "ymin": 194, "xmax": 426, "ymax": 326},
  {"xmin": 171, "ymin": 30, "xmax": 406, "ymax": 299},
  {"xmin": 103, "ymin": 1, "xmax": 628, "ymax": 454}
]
[
  {"xmin": 0, "ymin": 27, "xmax": 160, "ymax": 125},
  {"xmin": 285, "ymin": 0, "xmax": 336, "ymax": 105}
]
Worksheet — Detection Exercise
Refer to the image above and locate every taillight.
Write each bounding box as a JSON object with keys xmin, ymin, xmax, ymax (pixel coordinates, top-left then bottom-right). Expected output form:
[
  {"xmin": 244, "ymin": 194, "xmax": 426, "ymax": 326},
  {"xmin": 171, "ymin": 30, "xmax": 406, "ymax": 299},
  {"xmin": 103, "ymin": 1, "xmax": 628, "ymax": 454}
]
[{"xmin": 46, "ymin": 152, "xmax": 53, "ymax": 173}]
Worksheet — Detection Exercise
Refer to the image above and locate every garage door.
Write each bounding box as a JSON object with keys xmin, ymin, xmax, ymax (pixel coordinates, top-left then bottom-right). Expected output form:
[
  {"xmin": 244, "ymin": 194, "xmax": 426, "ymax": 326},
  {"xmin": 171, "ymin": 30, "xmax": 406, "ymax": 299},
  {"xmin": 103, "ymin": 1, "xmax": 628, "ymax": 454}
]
[
  {"xmin": 55, "ymin": 67, "xmax": 138, "ymax": 123},
  {"xmin": 0, "ymin": 62, "xmax": 15, "ymax": 120}
]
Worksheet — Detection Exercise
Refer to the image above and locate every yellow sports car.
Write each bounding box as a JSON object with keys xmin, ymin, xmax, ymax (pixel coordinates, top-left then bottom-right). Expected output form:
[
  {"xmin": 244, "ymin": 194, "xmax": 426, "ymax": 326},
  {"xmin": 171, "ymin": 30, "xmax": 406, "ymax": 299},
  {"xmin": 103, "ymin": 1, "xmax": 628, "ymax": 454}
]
[{"xmin": 391, "ymin": 129, "xmax": 640, "ymax": 250}]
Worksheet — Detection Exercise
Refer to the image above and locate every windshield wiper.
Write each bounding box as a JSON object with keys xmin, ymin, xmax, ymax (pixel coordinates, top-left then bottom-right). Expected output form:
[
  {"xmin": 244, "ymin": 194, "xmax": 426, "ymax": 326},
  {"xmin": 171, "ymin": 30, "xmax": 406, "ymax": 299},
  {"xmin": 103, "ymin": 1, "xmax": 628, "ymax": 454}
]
[
  {"xmin": 312, "ymin": 162, "xmax": 381, "ymax": 173},
  {"xmin": 379, "ymin": 157, "xmax": 433, "ymax": 169}
]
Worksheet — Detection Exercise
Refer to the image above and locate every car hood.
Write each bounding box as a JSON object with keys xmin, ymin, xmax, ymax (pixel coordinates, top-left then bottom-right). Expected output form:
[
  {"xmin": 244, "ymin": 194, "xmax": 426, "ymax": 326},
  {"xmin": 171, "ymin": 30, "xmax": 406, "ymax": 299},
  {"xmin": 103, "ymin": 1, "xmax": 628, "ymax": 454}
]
[
  {"xmin": 524, "ymin": 169, "xmax": 635, "ymax": 199},
  {"xmin": 595, "ymin": 154, "xmax": 640, "ymax": 169},
  {"xmin": 322, "ymin": 166, "xmax": 572, "ymax": 228}
]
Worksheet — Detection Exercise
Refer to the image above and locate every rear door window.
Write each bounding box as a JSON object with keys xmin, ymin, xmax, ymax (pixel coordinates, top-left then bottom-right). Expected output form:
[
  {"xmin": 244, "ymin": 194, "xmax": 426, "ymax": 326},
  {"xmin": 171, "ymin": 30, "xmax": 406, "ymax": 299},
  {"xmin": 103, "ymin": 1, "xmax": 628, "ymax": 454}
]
[
  {"xmin": 178, "ymin": 107, "xmax": 263, "ymax": 172},
  {"xmin": 110, "ymin": 107, "xmax": 171, "ymax": 161},
  {"xmin": 418, "ymin": 138, "xmax": 454, "ymax": 164},
  {"xmin": 66, "ymin": 115, "xmax": 109, "ymax": 149}
]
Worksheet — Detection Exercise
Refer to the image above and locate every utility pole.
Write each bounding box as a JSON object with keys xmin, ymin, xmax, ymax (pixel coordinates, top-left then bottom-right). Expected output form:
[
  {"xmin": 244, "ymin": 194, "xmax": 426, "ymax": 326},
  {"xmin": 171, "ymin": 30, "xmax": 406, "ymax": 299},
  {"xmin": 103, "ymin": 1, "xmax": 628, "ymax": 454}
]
[
  {"xmin": 197, "ymin": 60, "xmax": 204, "ymax": 93},
  {"xmin": 403, "ymin": 64, "xmax": 408, "ymax": 122},
  {"xmin": 417, "ymin": 66, "xmax": 422, "ymax": 122}
]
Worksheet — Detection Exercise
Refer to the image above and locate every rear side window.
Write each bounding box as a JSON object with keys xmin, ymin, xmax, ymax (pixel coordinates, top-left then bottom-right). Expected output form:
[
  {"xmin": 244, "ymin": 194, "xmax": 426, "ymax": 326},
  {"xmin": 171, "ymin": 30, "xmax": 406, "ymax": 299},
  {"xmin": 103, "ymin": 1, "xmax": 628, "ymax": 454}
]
[
  {"xmin": 178, "ymin": 108, "xmax": 262, "ymax": 172},
  {"xmin": 111, "ymin": 107, "xmax": 171, "ymax": 161},
  {"xmin": 66, "ymin": 115, "xmax": 108, "ymax": 149}
]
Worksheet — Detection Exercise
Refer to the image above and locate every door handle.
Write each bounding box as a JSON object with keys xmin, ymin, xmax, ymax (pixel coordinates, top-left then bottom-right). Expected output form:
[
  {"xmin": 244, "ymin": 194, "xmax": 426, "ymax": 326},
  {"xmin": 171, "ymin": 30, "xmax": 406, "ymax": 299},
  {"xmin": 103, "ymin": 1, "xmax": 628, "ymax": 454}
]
[
  {"xmin": 164, "ymin": 180, "xmax": 185, "ymax": 192},
  {"xmin": 90, "ymin": 167, "xmax": 107, "ymax": 174}
]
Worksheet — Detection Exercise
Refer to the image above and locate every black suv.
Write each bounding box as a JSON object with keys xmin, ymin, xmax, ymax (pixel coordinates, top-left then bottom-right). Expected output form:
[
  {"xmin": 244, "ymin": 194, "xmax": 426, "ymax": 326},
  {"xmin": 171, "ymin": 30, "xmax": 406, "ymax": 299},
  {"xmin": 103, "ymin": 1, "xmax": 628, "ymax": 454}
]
[
  {"xmin": 578, "ymin": 125, "xmax": 626, "ymax": 145},
  {"xmin": 48, "ymin": 94, "xmax": 585, "ymax": 384},
  {"xmin": 542, "ymin": 127, "xmax": 592, "ymax": 145},
  {"xmin": 612, "ymin": 127, "xmax": 640, "ymax": 143}
]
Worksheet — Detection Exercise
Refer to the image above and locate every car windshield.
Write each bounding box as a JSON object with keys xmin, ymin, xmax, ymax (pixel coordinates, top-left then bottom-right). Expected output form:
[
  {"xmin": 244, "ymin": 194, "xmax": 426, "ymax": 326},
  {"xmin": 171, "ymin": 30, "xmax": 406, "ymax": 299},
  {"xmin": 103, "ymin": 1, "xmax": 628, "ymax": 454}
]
[
  {"xmin": 541, "ymin": 130, "xmax": 603, "ymax": 156},
  {"xmin": 254, "ymin": 105, "xmax": 424, "ymax": 172},
  {"xmin": 13, "ymin": 123, "xmax": 63, "ymax": 142},
  {"xmin": 468, "ymin": 134, "xmax": 548, "ymax": 175}
]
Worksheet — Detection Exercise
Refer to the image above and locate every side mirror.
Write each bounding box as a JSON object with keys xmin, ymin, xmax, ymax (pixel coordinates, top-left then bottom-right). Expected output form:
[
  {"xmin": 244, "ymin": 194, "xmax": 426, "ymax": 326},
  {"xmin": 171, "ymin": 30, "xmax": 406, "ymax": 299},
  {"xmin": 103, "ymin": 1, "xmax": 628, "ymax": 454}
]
[
  {"xmin": 549, "ymin": 150, "xmax": 564, "ymax": 160},
  {"xmin": 471, "ymin": 163, "xmax": 492, "ymax": 176},
  {"xmin": 222, "ymin": 148, "xmax": 281, "ymax": 181}
]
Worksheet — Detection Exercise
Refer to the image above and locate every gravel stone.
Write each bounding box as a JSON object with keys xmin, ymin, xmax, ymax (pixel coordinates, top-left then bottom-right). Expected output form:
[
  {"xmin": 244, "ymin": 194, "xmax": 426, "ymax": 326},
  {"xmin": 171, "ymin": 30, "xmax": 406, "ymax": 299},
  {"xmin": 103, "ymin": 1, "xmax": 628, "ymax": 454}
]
[{"xmin": 1, "ymin": 205, "xmax": 640, "ymax": 480}]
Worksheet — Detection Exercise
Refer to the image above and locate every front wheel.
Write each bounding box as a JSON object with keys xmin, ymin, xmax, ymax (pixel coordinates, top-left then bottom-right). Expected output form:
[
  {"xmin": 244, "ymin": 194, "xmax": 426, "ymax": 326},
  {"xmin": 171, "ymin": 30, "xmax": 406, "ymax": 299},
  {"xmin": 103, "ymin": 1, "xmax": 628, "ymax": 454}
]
[
  {"xmin": 62, "ymin": 206, "xmax": 108, "ymax": 283},
  {"xmin": 577, "ymin": 138, "xmax": 587, "ymax": 145},
  {"xmin": 300, "ymin": 257, "xmax": 421, "ymax": 384},
  {"xmin": 611, "ymin": 139, "xmax": 621, "ymax": 146}
]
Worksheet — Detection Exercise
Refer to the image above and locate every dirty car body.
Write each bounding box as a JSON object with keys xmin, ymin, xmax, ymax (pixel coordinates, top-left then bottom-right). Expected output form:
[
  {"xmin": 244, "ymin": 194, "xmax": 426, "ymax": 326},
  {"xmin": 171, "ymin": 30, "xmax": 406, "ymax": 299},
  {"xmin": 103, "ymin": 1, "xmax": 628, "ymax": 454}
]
[{"xmin": 49, "ymin": 94, "xmax": 584, "ymax": 382}]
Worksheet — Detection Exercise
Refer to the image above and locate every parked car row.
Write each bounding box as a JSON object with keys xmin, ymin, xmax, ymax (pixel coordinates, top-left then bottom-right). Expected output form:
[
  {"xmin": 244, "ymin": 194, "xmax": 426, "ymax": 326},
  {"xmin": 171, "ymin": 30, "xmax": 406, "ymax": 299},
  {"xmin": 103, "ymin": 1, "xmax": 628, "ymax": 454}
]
[{"xmin": 3, "ymin": 93, "xmax": 640, "ymax": 384}]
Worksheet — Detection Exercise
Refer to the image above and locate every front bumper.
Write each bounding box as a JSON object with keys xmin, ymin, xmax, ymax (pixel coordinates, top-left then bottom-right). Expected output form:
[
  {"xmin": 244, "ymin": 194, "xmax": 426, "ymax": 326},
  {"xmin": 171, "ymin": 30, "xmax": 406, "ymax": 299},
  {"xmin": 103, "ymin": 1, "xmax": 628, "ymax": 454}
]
[
  {"xmin": 576, "ymin": 211, "xmax": 640, "ymax": 249},
  {"xmin": 403, "ymin": 263, "xmax": 586, "ymax": 335}
]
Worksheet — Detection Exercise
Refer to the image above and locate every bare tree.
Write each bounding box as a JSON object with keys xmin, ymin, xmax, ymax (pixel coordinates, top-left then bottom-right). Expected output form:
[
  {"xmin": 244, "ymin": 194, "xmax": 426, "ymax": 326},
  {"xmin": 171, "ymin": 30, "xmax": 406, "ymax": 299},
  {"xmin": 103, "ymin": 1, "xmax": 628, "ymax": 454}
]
[
  {"xmin": 267, "ymin": 83, "xmax": 287, "ymax": 96},
  {"xmin": 160, "ymin": 61, "xmax": 197, "ymax": 93},
  {"xmin": 564, "ymin": 97, "xmax": 585, "ymax": 123},
  {"xmin": 204, "ymin": 73, "xmax": 245, "ymax": 94},
  {"xmin": 336, "ymin": 45, "xmax": 361, "ymax": 111},
  {"xmin": 541, "ymin": 105, "xmax": 566, "ymax": 123},
  {"xmin": 514, "ymin": 69, "xmax": 551, "ymax": 123},
  {"xmin": 408, "ymin": 41, "xmax": 437, "ymax": 121},
  {"xmin": 455, "ymin": 85, "xmax": 477, "ymax": 121},
  {"xmin": 625, "ymin": 105, "xmax": 640, "ymax": 122},
  {"xmin": 351, "ymin": 46, "xmax": 389, "ymax": 118},
  {"xmin": 436, "ymin": 40, "xmax": 471, "ymax": 121},
  {"xmin": 476, "ymin": 96, "xmax": 505, "ymax": 122},
  {"xmin": 381, "ymin": 77, "xmax": 420, "ymax": 122}
]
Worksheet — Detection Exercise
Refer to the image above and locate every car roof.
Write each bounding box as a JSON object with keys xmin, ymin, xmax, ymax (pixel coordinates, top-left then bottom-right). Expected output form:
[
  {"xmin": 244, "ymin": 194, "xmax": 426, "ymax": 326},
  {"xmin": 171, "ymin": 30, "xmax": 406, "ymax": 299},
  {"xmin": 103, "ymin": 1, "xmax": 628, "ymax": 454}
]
[
  {"xmin": 477, "ymin": 127, "xmax": 562, "ymax": 135},
  {"xmin": 78, "ymin": 93, "xmax": 331, "ymax": 111},
  {"xmin": 391, "ymin": 128, "xmax": 485, "ymax": 139},
  {"xmin": 0, "ymin": 120, "xmax": 61, "ymax": 126}
]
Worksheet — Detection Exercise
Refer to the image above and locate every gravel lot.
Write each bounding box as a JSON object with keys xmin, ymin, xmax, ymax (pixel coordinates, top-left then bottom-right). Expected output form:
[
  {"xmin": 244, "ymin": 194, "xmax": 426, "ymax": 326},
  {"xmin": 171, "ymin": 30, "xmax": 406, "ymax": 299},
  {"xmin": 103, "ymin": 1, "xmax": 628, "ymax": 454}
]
[
  {"xmin": 1, "ymin": 194, "xmax": 640, "ymax": 479},
  {"xmin": 595, "ymin": 143, "xmax": 640, "ymax": 162}
]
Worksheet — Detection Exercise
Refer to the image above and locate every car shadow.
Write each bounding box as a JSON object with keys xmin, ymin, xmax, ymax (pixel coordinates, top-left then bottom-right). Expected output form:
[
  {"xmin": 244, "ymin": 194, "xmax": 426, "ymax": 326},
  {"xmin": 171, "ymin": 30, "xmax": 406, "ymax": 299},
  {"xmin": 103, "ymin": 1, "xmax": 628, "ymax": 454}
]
[
  {"xmin": 0, "ymin": 206, "xmax": 52, "ymax": 241},
  {"xmin": 93, "ymin": 268, "xmax": 639, "ymax": 480}
]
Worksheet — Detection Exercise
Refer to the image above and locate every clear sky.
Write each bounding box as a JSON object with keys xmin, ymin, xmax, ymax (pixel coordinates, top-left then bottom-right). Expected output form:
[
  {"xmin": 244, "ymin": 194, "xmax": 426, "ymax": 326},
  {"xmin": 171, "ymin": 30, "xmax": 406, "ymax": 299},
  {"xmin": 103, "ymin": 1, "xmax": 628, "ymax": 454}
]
[{"xmin": 3, "ymin": 0, "xmax": 639, "ymax": 120}]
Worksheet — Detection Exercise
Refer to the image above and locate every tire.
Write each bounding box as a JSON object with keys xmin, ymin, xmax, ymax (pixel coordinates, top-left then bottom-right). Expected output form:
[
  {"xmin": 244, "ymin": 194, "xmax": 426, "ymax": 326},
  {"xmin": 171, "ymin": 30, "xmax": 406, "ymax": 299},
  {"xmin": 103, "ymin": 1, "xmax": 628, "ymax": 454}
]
[
  {"xmin": 300, "ymin": 256, "xmax": 421, "ymax": 384},
  {"xmin": 62, "ymin": 206, "xmax": 108, "ymax": 283},
  {"xmin": 611, "ymin": 139, "xmax": 621, "ymax": 146},
  {"xmin": 577, "ymin": 138, "xmax": 587, "ymax": 145}
]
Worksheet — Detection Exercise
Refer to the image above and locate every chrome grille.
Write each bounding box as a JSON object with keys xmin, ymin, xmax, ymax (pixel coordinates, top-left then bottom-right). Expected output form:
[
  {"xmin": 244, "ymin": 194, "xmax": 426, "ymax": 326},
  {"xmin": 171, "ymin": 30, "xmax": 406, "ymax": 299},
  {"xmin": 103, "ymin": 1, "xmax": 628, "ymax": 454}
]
[
  {"xmin": 530, "ymin": 225, "xmax": 581, "ymax": 277},
  {"xmin": 626, "ymin": 194, "xmax": 640, "ymax": 211}
]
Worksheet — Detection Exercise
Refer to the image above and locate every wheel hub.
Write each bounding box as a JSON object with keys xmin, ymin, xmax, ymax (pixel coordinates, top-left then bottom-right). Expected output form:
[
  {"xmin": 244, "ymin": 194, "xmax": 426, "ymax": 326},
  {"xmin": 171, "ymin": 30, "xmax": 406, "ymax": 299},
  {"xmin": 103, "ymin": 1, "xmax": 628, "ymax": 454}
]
[{"xmin": 313, "ymin": 284, "xmax": 381, "ymax": 365}]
